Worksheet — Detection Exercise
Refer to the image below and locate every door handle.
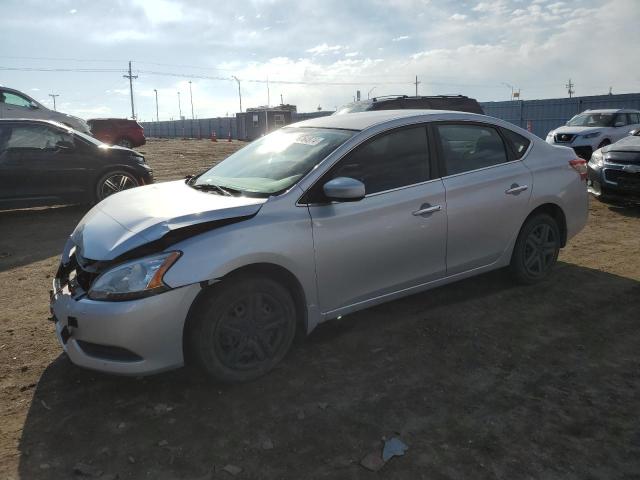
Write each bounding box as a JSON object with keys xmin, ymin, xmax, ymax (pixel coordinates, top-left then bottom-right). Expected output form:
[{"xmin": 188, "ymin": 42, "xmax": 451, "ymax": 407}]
[
  {"xmin": 412, "ymin": 204, "xmax": 441, "ymax": 216},
  {"xmin": 505, "ymin": 184, "xmax": 528, "ymax": 195}
]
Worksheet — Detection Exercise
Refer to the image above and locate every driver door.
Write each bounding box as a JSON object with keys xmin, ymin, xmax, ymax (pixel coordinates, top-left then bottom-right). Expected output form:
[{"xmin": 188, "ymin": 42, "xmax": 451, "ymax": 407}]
[{"xmin": 305, "ymin": 125, "xmax": 447, "ymax": 316}]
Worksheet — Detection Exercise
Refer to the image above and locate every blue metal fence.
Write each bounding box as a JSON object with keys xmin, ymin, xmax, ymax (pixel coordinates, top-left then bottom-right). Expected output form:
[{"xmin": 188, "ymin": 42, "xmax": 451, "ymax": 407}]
[{"xmin": 481, "ymin": 93, "xmax": 640, "ymax": 138}]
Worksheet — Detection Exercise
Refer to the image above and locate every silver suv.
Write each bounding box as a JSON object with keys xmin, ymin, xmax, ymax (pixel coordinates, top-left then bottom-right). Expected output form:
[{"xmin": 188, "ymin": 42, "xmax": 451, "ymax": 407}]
[{"xmin": 51, "ymin": 110, "xmax": 589, "ymax": 382}]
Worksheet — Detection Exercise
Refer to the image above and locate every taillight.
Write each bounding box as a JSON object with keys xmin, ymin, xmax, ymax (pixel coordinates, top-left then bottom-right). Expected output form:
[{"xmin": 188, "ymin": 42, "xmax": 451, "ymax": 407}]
[{"xmin": 569, "ymin": 158, "xmax": 588, "ymax": 181}]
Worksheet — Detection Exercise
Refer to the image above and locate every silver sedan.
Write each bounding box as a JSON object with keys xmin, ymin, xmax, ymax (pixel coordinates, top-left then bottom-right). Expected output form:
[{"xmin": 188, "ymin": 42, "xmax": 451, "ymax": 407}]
[{"xmin": 50, "ymin": 110, "xmax": 589, "ymax": 382}]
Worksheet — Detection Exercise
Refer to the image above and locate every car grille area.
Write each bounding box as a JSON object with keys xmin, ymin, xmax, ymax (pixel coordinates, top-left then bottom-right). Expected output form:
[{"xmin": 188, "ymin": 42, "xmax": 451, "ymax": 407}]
[
  {"xmin": 554, "ymin": 133, "xmax": 575, "ymax": 143},
  {"xmin": 56, "ymin": 248, "xmax": 102, "ymax": 297},
  {"xmin": 604, "ymin": 170, "xmax": 640, "ymax": 191},
  {"xmin": 605, "ymin": 151, "xmax": 640, "ymax": 165}
]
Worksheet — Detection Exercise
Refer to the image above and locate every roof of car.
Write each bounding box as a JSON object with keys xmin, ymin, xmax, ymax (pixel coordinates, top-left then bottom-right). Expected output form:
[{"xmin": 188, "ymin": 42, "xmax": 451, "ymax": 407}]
[
  {"xmin": 0, "ymin": 118, "xmax": 74, "ymax": 130},
  {"xmin": 583, "ymin": 109, "xmax": 640, "ymax": 113},
  {"xmin": 290, "ymin": 109, "xmax": 491, "ymax": 131}
]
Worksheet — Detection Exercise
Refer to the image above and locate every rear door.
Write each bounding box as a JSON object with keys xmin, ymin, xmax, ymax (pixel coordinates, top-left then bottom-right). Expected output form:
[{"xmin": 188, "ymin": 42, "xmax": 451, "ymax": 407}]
[
  {"xmin": 433, "ymin": 122, "xmax": 532, "ymax": 275},
  {"xmin": 305, "ymin": 125, "xmax": 447, "ymax": 314}
]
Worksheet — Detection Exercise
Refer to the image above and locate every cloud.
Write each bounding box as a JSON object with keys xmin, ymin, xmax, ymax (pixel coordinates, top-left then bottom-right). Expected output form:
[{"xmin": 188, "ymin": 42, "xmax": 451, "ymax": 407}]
[
  {"xmin": 392, "ymin": 35, "xmax": 410, "ymax": 42},
  {"xmin": 450, "ymin": 13, "xmax": 467, "ymax": 20},
  {"xmin": 306, "ymin": 43, "xmax": 344, "ymax": 55}
]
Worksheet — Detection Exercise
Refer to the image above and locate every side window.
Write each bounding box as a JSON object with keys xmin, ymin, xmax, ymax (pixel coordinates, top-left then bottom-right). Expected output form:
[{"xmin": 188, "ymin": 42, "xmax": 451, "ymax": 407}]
[
  {"xmin": 5, "ymin": 125, "xmax": 71, "ymax": 151},
  {"xmin": 328, "ymin": 126, "xmax": 429, "ymax": 195},
  {"xmin": 615, "ymin": 114, "xmax": 628, "ymax": 126},
  {"xmin": 500, "ymin": 128, "xmax": 531, "ymax": 159},
  {"xmin": 627, "ymin": 113, "xmax": 640, "ymax": 125},
  {"xmin": 435, "ymin": 124, "xmax": 508, "ymax": 176},
  {"xmin": 2, "ymin": 92, "xmax": 33, "ymax": 108}
]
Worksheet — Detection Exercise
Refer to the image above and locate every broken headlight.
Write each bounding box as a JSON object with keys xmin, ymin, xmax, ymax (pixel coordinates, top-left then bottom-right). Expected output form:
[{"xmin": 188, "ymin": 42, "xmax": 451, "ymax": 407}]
[{"xmin": 88, "ymin": 251, "xmax": 181, "ymax": 301}]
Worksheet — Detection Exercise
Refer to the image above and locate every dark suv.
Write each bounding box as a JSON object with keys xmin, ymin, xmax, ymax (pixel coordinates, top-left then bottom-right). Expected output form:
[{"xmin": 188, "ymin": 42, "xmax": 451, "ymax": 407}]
[
  {"xmin": 88, "ymin": 118, "xmax": 146, "ymax": 148},
  {"xmin": 0, "ymin": 119, "xmax": 153, "ymax": 209},
  {"xmin": 334, "ymin": 95, "xmax": 484, "ymax": 115}
]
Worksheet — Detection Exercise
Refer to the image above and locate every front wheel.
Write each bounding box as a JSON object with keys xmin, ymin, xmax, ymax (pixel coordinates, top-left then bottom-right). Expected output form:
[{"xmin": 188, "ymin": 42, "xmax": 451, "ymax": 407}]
[
  {"xmin": 188, "ymin": 275, "xmax": 297, "ymax": 383},
  {"xmin": 95, "ymin": 170, "xmax": 139, "ymax": 202},
  {"xmin": 510, "ymin": 213, "xmax": 560, "ymax": 284},
  {"xmin": 116, "ymin": 137, "xmax": 133, "ymax": 148}
]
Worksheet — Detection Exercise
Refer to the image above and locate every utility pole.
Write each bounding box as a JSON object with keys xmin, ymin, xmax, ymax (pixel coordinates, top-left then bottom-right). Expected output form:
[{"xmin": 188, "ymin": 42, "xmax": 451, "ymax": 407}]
[
  {"xmin": 188, "ymin": 81, "xmax": 194, "ymax": 119},
  {"xmin": 414, "ymin": 75, "xmax": 420, "ymax": 96},
  {"xmin": 280, "ymin": 93, "xmax": 284, "ymax": 105},
  {"xmin": 232, "ymin": 76, "xmax": 242, "ymax": 113},
  {"xmin": 123, "ymin": 61, "xmax": 138, "ymax": 119},
  {"xmin": 177, "ymin": 91, "xmax": 182, "ymax": 119},
  {"xmin": 566, "ymin": 79, "xmax": 575, "ymax": 98},
  {"xmin": 266, "ymin": 76, "xmax": 270, "ymax": 107},
  {"xmin": 48, "ymin": 94, "xmax": 59, "ymax": 111},
  {"xmin": 153, "ymin": 89, "xmax": 159, "ymax": 122}
]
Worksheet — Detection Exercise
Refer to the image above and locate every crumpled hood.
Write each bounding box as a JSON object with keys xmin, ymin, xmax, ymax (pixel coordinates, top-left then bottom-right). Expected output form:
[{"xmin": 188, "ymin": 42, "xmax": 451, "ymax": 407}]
[{"xmin": 71, "ymin": 180, "xmax": 267, "ymax": 261}]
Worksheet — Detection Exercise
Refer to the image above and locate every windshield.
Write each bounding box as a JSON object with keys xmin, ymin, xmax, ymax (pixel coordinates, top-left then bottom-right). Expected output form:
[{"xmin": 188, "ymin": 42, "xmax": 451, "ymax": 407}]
[
  {"xmin": 193, "ymin": 127, "xmax": 354, "ymax": 197},
  {"xmin": 334, "ymin": 101, "xmax": 373, "ymax": 115},
  {"xmin": 567, "ymin": 112, "xmax": 615, "ymax": 127}
]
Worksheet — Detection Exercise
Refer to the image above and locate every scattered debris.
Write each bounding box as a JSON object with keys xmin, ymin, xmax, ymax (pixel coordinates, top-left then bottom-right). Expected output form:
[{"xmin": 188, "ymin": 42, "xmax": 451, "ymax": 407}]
[
  {"xmin": 127, "ymin": 456, "xmax": 135, "ymax": 464},
  {"xmin": 39, "ymin": 463, "xmax": 50, "ymax": 470},
  {"xmin": 222, "ymin": 464, "xmax": 242, "ymax": 476},
  {"xmin": 40, "ymin": 400, "xmax": 51, "ymax": 410},
  {"xmin": 382, "ymin": 437, "xmax": 409, "ymax": 462},
  {"xmin": 318, "ymin": 402, "xmax": 329, "ymax": 410},
  {"xmin": 158, "ymin": 440, "xmax": 169, "ymax": 447},
  {"xmin": 72, "ymin": 462, "xmax": 103, "ymax": 477},
  {"xmin": 261, "ymin": 438, "xmax": 274, "ymax": 450},
  {"xmin": 360, "ymin": 451, "xmax": 385, "ymax": 472},
  {"xmin": 117, "ymin": 422, "xmax": 126, "ymax": 430},
  {"xmin": 153, "ymin": 403, "xmax": 174, "ymax": 414}
]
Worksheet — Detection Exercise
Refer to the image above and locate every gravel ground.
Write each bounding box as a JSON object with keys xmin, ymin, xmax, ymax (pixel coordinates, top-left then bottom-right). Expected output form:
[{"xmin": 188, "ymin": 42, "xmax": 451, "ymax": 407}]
[{"xmin": 1, "ymin": 138, "xmax": 639, "ymax": 479}]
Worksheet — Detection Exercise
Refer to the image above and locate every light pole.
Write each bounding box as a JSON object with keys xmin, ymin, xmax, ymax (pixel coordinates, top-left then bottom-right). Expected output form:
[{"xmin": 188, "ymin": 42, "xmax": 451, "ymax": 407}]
[
  {"xmin": 153, "ymin": 89, "xmax": 159, "ymax": 122},
  {"xmin": 188, "ymin": 80, "xmax": 194, "ymax": 119},
  {"xmin": 177, "ymin": 91, "xmax": 182, "ymax": 119},
  {"xmin": 48, "ymin": 94, "xmax": 59, "ymax": 111},
  {"xmin": 232, "ymin": 76, "xmax": 242, "ymax": 113},
  {"xmin": 501, "ymin": 82, "xmax": 515, "ymax": 101}
]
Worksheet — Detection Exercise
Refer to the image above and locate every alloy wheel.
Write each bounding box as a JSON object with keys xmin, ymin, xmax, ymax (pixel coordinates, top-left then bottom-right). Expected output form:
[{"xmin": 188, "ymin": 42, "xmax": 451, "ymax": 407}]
[{"xmin": 99, "ymin": 173, "xmax": 138, "ymax": 199}]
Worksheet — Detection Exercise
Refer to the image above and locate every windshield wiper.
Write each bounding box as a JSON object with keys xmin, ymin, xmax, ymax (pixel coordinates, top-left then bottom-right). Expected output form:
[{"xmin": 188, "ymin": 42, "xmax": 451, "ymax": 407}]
[{"xmin": 190, "ymin": 183, "xmax": 242, "ymax": 196}]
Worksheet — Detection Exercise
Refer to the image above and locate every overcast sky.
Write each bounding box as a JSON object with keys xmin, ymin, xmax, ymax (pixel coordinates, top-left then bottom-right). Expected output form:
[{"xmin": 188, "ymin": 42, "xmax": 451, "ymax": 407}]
[{"xmin": 1, "ymin": 0, "xmax": 639, "ymax": 121}]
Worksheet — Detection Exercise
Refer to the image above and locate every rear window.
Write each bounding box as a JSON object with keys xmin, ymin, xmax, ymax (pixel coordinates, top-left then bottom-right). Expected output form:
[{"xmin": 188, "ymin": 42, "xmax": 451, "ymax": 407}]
[{"xmin": 501, "ymin": 128, "xmax": 531, "ymax": 159}]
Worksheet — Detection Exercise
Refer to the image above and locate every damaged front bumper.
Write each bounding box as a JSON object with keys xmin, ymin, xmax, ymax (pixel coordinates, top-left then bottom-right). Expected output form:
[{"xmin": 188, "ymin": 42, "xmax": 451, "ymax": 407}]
[{"xmin": 50, "ymin": 261, "xmax": 201, "ymax": 376}]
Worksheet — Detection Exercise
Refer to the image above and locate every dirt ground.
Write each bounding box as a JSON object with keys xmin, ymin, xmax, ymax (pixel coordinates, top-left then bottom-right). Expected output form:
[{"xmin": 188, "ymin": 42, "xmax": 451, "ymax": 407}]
[{"xmin": 1, "ymin": 138, "xmax": 639, "ymax": 479}]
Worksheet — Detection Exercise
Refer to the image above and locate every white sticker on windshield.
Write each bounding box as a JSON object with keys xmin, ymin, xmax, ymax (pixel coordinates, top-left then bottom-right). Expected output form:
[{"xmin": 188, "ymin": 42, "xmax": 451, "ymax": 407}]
[{"xmin": 294, "ymin": 134, "xmax": 324, "ymax": 146}]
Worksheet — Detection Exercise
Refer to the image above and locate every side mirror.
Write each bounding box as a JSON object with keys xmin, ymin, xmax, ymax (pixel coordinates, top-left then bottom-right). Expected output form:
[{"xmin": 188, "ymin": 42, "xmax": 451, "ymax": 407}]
[
  {"xmin": 29, "ymin": 101, "xmax": 39, "ymax": 109},
  {"xmin": 323, "ymin": 177, "xmax": 365, "ymax": 202},
  {"xmin": 614, "ymin": 121, "xmax": 625, "ymax": 127}
]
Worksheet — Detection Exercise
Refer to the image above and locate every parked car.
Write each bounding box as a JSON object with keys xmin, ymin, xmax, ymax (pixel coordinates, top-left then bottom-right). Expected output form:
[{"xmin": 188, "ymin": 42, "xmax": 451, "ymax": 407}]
[
  {"xmin": 51, "ymin": 110, "xmax": 588, "ymax": 382},
  {"xmin": 88, "ymin": 118, "xmax": 146, "ymax": 148},
  {"xmin": 0, "ymin": 86, "xmax": 91, "ymax": 133},
  {"xmin": 587, "ymin": 129, "xmax": 640, "ymax": 204},
  {"xmin": 334, "ymin": 95, "xmax": 484, "ymax": 115},
  {"xmin": 0, "ymin": 119, "xmax": 153, "ymax": 209},
  {"xmin": 546, "ymin": 109, "xmax": 640, "ymax": 160}
]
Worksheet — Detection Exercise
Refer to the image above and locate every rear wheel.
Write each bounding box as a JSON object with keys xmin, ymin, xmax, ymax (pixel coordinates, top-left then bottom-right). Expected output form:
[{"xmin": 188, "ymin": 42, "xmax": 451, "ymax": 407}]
[
  {"xmin": 188, "ymin": 274, "xmax": 297, "ymax": 383},
  {"xmin": 95, "ymin": 170, "xmax": 139, "ymax": 202},
  {"xmin": 510, "ymin": 213, "xmax": 560, "ymax": 284}
]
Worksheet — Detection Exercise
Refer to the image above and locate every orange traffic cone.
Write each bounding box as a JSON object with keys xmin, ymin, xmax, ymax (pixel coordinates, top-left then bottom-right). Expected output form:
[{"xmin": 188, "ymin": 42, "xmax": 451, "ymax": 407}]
[{"xmin": 211, "ymin": 131, "xmax": 217, "ymax": 142}]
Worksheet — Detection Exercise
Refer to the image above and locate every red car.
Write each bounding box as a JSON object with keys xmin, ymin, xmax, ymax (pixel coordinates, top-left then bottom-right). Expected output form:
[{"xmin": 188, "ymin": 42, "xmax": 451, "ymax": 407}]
[{"xmin": 88, "ymin": 118, "xmax": 146, "ymax": 148}]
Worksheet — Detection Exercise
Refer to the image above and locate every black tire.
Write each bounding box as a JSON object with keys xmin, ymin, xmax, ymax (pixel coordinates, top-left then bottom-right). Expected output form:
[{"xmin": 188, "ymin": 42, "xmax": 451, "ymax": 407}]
[
  {"xmin": 188, "ymin": 274, "xmax": 297, "ymax": 383},
  {"xmin": 510, "ymin": 213, "xmax": 561, "ymax": 285},
  {"xmin": 116, "ymin": 137, "xmax": 133, "ymax": 148},
  {"xmin": 95, "ymin": 170, "xmax": 139, "ymax": 202}
]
